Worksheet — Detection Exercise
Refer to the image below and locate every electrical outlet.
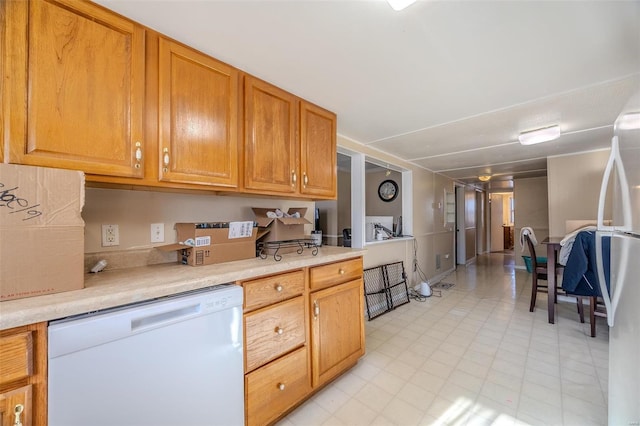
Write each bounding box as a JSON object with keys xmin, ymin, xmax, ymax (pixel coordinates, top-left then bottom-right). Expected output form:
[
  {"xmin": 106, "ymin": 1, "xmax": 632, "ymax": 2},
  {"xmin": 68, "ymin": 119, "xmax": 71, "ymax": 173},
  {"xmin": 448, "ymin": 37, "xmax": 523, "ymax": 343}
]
[
  {"xmin": 101, "ymin": 224, "xmax": 119, "ymax": 247},
  {"xmin": 151, "ymin": 223, "xmax": 165, "ymax": 243}
]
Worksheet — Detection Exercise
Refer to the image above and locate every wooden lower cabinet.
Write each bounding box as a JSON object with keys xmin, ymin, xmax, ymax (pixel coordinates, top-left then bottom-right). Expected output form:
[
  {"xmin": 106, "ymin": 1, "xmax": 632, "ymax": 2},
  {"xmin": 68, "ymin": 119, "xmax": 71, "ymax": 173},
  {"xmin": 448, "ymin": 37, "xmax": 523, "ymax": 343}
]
[
  {"xmin": 241, "ymin": 257, "xmax": 365, "ymax": 425},
  {"xmin": 310, "ymin": 278, "xmax": 365, "ymax": 388},
  {"xmin": 0, "ymin": 323, "xmax": 47, "ymax": 426},
  {"xmin": 245, "ymin": 346, "xmax": 311, "ymax": 426},
  {"xmin": 0, "ymin": 385, "xmax": 32, "ymax": 426}
]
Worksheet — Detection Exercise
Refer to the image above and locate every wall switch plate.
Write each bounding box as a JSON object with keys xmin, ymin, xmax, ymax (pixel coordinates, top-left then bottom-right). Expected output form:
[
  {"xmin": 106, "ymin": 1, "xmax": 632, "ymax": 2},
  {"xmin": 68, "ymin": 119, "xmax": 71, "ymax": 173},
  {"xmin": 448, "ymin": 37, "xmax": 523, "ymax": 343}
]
[
  {"xmin": 101, "ymin": 224, "xmax": 119, "ymax": 247},
  {"xmin": 150, "ymin": 223, "xmax": 165, "ymax": 243}
]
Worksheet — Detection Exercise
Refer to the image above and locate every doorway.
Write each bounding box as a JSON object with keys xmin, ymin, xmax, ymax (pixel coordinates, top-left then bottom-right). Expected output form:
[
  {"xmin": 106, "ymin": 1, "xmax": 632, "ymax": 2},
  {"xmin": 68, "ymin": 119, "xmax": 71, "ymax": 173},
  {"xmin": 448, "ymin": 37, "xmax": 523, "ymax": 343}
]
[{"xmin": 489, "ymin": 192, "xmax": 514, "ymax": 252}]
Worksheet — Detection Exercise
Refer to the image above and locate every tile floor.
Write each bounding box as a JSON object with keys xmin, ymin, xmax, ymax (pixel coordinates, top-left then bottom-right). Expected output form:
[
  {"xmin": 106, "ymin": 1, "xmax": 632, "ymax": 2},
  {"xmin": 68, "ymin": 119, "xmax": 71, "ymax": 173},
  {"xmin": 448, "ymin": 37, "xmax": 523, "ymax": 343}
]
[{"xmin": 277, "ymin": 252, "xmax": 609, "ymax": 426}]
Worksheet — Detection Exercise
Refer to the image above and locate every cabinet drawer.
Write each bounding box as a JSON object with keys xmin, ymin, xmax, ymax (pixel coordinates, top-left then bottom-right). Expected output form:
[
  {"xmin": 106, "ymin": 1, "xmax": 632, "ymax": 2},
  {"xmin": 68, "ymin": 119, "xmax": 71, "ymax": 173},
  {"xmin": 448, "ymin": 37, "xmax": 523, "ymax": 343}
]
[
  {"xmin": 309, "ymin": 257, "xmax": 363, "ymax": 291},
  {"xmin": 245, "ymin": 346, "xmax": 311, "ymax": 426},
  {"xmin": 243, "ymin": 270, "xmax": 305, "ymax": 312},
  {"xmin": 245, "ymin": 296, "xmax": 306, "ymax": 372},
  {"xmin": 0, "ymin": 332, "xmax": 33, "ymax": 386}
]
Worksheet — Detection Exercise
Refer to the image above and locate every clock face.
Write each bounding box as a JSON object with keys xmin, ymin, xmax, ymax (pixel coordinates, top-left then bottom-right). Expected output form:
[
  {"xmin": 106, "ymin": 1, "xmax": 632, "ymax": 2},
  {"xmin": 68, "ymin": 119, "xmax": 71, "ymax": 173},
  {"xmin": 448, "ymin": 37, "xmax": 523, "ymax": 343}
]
[{"xmin": 378, "ymin": 179, "xmax": 398, "ymax": 202}]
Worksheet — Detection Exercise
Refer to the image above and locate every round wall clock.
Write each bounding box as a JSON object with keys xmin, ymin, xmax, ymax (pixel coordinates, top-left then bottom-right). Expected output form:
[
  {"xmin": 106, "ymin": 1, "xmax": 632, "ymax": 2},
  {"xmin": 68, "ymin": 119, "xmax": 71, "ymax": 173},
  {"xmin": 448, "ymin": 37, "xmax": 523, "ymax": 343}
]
[{"xmin": 378, "ymin": 179, "xmax": 398, "ymax": 202}]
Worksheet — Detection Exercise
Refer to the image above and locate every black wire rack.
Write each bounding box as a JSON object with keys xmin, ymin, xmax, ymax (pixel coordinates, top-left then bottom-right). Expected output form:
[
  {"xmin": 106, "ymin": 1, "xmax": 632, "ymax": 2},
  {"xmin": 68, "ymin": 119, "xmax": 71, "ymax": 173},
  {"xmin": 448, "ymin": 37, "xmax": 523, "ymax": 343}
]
[
  {"xmin": 257, "ymin": 239, "xmax": 318, "ymax": 261},
  {"xmin": 363, "ymin": 261, "xmax": 410, "ymax": 320}
]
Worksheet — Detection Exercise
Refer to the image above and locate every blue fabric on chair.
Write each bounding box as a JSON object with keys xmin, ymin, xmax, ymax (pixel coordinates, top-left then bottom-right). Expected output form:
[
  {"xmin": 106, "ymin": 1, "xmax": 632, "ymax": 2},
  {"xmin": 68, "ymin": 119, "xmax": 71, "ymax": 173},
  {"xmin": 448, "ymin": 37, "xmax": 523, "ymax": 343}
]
[{"xmin": 562, "ymin": 231, "xmax": 610, "ymax": 297}]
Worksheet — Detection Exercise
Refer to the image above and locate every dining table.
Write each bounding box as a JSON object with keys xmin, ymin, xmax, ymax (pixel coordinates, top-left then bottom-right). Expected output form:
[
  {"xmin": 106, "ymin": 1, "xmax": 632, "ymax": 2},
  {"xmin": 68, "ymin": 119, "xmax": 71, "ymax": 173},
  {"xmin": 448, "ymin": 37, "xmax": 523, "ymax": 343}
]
[{"xmin": 541, "ymin": 237, "xmax": 563, "ymax": 324}]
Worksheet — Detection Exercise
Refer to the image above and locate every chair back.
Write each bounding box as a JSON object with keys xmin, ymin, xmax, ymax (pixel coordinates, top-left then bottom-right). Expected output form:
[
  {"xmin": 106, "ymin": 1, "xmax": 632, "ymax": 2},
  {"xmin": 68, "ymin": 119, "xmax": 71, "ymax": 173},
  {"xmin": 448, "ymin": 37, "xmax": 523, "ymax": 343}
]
[
  {"xmin": 524, "ymin": 234, "xmax": 540, "ymax": 270},
  {"xmin": 342, "ymin": 228, "xmax": 352, "ymax": 247}
]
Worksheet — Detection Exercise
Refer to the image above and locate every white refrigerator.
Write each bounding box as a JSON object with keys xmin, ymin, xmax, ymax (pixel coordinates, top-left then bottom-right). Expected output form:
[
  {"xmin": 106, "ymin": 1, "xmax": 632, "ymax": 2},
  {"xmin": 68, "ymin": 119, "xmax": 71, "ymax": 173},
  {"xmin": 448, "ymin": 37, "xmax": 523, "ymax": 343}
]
[{"xmin": 596, "ymin": 91, "xmax": 640, "ymax": 424}]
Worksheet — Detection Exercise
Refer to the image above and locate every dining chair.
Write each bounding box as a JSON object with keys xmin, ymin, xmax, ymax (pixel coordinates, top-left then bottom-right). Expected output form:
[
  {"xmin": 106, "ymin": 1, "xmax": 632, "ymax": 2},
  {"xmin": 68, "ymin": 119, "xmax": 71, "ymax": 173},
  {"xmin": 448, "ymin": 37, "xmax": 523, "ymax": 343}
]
[
  {"xmin": 524, "ymin": 235, "xmax": 584, "ymax": 320},
  {"xmin": 578, "ymin": 296, "xmax": 607, "ymax": 337}
]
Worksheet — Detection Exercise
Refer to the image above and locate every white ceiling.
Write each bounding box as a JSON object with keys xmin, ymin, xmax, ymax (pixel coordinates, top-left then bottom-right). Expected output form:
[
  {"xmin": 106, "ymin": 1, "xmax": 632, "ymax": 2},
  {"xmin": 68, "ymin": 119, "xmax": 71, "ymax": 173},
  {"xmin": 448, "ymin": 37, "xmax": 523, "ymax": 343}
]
[{"xmin": 96, "ymin": 0, "xmax": 640, "ymax": 186}]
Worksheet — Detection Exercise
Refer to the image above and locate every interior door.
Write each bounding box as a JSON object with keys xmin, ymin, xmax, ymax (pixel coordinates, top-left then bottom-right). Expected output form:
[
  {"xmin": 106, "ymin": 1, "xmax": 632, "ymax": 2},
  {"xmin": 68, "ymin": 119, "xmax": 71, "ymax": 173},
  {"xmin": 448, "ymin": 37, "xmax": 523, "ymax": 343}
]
[
  {"xmin": 455, "ymin": 186, "xmax": 465, "ymax": 265},
  {"xmin": 490, "ymin": 194, "xmax": 504, "ymax": 251}
]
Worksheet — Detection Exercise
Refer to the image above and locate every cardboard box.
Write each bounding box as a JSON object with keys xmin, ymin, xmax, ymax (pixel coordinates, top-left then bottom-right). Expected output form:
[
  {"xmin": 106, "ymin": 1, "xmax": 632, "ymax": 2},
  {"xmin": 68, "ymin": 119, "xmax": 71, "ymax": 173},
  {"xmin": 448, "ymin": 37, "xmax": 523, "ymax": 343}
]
[
  {"xmin": 252, "ymin": 208, "xmax": 311, "ymax": 242},
  {"xmin": 159, "ymin": 222, "xmax": 257, "ymax": 266},
  {"xmin": 0, "ymin": 164, "xmax": 85, "ymax": 301}
]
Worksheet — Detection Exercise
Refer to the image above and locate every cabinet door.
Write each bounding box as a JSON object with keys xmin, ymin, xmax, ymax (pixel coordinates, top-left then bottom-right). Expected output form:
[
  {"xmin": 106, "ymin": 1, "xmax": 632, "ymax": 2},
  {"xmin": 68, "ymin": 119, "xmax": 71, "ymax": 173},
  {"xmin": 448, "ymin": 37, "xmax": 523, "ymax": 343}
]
[
  {"xmin": 0, "ymin": 385, "xmax": 32, "ymax": 426},
  {"xmin": 4, "ymin": 0, "xmax": 145, "ymax": 178},
  {"xmin": 300, "ymin": 101, "xmax": 337, "ymax": 198},
  {"xmin": 158, "ymin": 38, "xmax": 239, "ymax": 187},
  {"xmin": 310, "ymin": 278, "xmax": 365, "ymax": 388},
  {"xmin": 244, "ymin": 76, "xmax": 298, "ymax": 194}
]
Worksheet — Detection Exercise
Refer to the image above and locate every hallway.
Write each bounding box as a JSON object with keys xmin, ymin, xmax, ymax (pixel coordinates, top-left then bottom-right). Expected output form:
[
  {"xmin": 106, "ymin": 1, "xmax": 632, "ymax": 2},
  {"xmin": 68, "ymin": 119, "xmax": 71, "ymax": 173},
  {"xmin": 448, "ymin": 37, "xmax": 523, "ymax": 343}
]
[{"xmin": 279, "ymin": 252, "xmax": 609, "ymax": 426}]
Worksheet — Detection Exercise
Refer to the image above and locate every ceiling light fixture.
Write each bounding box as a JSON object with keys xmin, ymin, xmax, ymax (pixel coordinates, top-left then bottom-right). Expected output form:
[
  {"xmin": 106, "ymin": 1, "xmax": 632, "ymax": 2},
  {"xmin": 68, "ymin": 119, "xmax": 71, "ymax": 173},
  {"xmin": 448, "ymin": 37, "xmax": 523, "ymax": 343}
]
[
  {"xmin": 518, "ymin": 125, "xmax": 561, "ymax": 145},
  {"xmin": 617, "ymin": 112, "xmax": 640, "ymax": 130},
  {"xmin": 478, "ymin": 175, "xmax": 491, "ymax": 182},
  {"xmin": 387, "ymin": 0, "xmax": 417, "ymax": 11}
]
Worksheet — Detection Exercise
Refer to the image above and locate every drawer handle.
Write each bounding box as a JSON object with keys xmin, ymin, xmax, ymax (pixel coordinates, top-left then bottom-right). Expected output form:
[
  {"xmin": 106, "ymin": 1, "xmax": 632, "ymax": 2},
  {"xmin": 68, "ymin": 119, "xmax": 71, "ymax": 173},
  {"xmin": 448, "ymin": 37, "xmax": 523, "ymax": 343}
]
[
  {"xmin": 313, "ymin": 300, "xmax": 319, "ymax": 319},
  {"xmin": 134, "ymin": 142, "xmax": 143, "ymax": 169},
  {"xmin": 275, "ymin": 284, "xmax": 283, "ymax": 292},
  {"xmin": 275, "ymin": 327, "xmax": 284, "ymax": 335},
  {"xmin": 162, "ymin": 147, "xmax": 170, "ymax": 173},
  {"xmin": 339, "ymin": 268, "xmax": 345, "ymax": 275},
  {"xmin": 277, "ymin": 382, "xmax": 286, "ymax": 391},
  {"xmin": 14, "ymin": 404, "xmax": 24, "ymax": 426}
]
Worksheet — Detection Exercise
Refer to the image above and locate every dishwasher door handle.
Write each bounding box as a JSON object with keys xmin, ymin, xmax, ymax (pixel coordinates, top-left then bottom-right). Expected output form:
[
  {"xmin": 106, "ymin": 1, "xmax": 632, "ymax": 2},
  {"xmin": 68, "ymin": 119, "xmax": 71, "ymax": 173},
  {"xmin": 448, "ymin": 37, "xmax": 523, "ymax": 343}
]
[{"xmin": 131, "ymin": 303, "xmax": 201, "ymax": 331}]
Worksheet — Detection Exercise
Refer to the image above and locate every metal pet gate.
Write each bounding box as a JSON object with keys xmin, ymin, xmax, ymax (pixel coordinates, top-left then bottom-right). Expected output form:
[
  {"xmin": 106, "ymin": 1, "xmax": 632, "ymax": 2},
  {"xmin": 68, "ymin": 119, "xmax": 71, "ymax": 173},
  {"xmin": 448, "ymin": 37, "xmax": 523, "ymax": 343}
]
[{"xmin": 363, "ymin": 261, "xmax": 410, "ymax": 320}]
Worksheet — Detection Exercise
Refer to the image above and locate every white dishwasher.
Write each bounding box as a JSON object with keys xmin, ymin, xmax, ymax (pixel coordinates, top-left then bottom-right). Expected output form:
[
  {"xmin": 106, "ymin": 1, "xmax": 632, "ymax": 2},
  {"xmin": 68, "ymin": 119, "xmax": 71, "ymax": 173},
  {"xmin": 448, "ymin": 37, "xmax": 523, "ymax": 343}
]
[{"xmin": 48, "ymin": 284, "xmax": 244, "ymax": 426}]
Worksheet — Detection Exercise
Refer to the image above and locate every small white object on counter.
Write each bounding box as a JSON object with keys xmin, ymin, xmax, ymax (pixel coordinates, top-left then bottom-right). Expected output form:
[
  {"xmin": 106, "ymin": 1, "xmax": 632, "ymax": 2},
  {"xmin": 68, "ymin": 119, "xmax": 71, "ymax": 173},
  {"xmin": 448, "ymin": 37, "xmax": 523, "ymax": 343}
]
[{"xmin": 90, "ymin": 259, "xmax": 108, "ymax": 273}]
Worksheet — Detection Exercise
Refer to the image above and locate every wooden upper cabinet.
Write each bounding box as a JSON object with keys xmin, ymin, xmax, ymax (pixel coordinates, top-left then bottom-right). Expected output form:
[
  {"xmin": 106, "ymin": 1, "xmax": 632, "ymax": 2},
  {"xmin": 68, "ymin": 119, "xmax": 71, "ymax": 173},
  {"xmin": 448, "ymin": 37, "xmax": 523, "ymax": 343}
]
[
  {"xmin": 300, "ymin": 102, "xmax": 337, "ymax": 198},
  {"xmin": 157, "ymin": 38, "xmax": 240, "ymax": 187},
  {"xmin": 244, "ymin": 76, "xmax": 298, "ymax": 195},
  {"xmin": 4, "ymin": 0, "xmax": 145, "ymax": 178}
]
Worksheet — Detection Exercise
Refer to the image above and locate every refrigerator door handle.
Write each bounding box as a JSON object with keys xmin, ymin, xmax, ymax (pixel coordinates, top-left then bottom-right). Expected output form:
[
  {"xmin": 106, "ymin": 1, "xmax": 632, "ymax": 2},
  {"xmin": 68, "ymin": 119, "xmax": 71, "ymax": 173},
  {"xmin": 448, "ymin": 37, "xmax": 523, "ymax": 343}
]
[
  {"xmin": 598, "ymin": 136, "xmax": 632, "ymax": 232},
  {"xmin": 595, "ymin": 231, "xmax": 615, "ymax": 326}
]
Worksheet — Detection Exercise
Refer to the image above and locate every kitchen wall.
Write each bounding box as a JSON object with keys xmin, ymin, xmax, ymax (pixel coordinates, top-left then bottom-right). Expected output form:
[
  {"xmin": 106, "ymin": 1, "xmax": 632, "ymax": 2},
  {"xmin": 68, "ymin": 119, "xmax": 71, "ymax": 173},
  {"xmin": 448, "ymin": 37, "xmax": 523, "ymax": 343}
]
[
  {"xmin": 82, "ymin": 188, "xmax": 315, "ymax": 268},
  {"xmin": 338, "ymin": 136, "xmax": 456, "ymax": 285},
  {"xmin": 513, "ymin": 176, "xmax": 549, "ymax": 268},
  {"xmin": 315, "ymin": 168, "xmax": 350, "ymax": 246},
  {"xmin": 547, "ymin": 149, "xmax": 612, "ymax": 237},
  {"xmin": 81, "ymin": 134, "xmax": 456, "ymax": 285},
  {"xmin": 365, "ymin": 169, "xmax": 402, "ymax": 218}
]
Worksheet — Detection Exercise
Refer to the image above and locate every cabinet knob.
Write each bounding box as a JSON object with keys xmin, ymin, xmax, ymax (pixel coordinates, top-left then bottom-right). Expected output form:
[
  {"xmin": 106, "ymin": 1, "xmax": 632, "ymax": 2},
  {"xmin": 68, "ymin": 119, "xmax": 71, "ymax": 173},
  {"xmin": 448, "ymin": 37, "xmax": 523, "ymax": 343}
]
[
  {"xmin": 275, "ymin": 284, "xmax": 283, "ymax": 292},
  {"xmin": 291, "ymin": 171, "xmax": 297, "ymax": 186},
  {"xmin": 275, "ymin": 326, "xmax": 284, "ymax": 335},
  {"xmin": 14, "ymin": 404, "xmax": 24, "ymax": 426},
  {"xmin": 339, "ymin": 268, "xmax": 345, "ymax": 275},
  {"xmin": 303, "ymin": 173, "xmax": 308, "ymax": 187},
  {"xmin": 277, "ymin": 382, "xmax": 285, "ymax": 391}
]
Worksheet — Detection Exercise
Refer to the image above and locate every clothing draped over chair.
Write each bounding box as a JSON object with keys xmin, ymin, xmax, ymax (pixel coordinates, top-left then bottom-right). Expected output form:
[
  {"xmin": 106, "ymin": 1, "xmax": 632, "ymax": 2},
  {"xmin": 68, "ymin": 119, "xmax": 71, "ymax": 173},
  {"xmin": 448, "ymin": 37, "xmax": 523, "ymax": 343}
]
[
  {"xmin": 558, "ymin": 225, "xmax": 597, "ymax": 266},
  {"xmin": 561, "ymin": 230, "xmax": 611, "ymax": 297},
  {"xmin": 519, "ymin": 227, "xmax": 538, "ymax": 252},
  {"xmin": 561, "ymin": 230, "xmax": 611, "ymax": 337}
]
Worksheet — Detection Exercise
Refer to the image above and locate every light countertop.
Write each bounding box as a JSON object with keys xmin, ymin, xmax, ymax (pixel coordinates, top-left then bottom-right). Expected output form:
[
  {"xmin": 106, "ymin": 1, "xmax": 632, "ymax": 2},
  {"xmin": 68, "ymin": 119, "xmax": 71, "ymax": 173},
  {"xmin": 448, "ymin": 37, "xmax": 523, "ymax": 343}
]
[{"xmin": 0, "ymin": 246, "xmax": 365, "ymax": 330}]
